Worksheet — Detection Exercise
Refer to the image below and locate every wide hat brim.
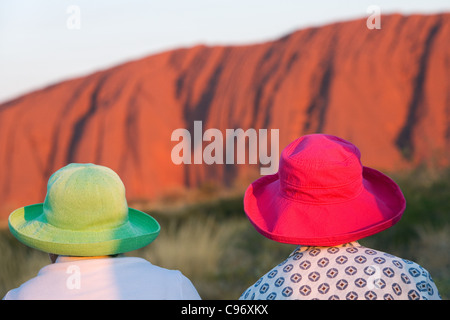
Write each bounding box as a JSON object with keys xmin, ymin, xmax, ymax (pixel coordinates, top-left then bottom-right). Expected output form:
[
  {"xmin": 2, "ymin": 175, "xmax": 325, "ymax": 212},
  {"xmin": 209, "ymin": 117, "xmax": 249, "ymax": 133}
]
[
  {"xmin": 244, "ymin": 167, "xmax": 406, "ymax": 246},
  {"xmin": 8, "ymin": 204, "xmax": 160, "ymax": 256}
]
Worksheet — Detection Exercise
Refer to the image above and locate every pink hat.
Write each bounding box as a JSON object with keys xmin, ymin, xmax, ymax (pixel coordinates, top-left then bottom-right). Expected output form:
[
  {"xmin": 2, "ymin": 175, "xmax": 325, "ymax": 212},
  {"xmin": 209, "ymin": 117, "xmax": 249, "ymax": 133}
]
[{"xmin": 244, "ymin": 134, "xmax": 406, "ymax": 246}]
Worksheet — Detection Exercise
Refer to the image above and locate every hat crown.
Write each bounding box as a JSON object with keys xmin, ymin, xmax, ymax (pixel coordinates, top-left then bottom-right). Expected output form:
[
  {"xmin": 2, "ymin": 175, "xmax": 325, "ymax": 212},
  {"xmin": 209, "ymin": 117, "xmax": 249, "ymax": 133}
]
[
  {"xmin": 279, "ymin": 134, "xmax": 363, "ymax": 203},
  {"xmin": 43, "ymin": 163, "xmax": 129, "ymax": 231}
]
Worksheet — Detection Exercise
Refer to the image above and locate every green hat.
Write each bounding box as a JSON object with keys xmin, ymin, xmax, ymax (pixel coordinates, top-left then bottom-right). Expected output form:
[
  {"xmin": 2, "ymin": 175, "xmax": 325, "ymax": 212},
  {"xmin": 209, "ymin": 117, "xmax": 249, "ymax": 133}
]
[{"xmin": 8, "ymin": 163, "xmax": 160, "ymax": 256}]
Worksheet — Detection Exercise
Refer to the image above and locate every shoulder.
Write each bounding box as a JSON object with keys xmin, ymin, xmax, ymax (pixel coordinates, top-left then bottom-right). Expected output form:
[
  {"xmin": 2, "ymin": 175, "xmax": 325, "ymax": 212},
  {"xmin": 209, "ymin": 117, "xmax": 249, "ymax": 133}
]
[
  {"xmin": 118, "ymin": 257, "xmax": 198, "ymax": 285},
  {"xmin": 118, "ymin": 257, "xmax": 182, "ymax": 274},
  {"xmin": 355, "ymin": 245, "xmax": 441, "ymax": 300},
  {"xmin": 2, "ymin": 264, "xmax": 56, "ymax": 300},
  {"xmin": 116, "ymin": 257, "xmax": 201, "ymax": 299}
]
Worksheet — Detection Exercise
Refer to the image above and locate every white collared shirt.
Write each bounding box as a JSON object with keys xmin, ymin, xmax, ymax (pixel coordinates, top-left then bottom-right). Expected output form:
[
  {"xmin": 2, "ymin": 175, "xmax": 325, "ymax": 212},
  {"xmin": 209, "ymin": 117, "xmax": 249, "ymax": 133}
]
[
  {"xmin": 240, "ymin": 242, "xmax": 441, "ymax": 300},
  {"xmin": 3, "ymin": 256, "xmax": 201, "ymax": 300}
]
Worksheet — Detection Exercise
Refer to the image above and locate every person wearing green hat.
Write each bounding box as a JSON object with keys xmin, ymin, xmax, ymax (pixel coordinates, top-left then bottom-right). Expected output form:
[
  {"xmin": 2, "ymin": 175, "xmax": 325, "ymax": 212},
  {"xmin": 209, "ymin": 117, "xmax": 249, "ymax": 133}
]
[{"xmin": 3, "ymin": 163, "xmax": 201, "ymax": 300}]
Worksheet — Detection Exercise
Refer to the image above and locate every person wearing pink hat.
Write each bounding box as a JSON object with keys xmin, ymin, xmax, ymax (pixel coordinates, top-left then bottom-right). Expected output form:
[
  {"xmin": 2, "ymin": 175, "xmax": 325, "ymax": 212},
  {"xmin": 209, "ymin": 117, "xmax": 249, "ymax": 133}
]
[{"xmin": 239, "ymin": 134, "xmax": 441, "ymax": 300}]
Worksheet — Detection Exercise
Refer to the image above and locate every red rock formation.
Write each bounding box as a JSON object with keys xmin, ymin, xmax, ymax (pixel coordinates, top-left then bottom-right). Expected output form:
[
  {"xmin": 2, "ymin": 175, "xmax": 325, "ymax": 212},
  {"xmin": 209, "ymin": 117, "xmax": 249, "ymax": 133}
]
[{"xmin": 0, "ymin": 13, "xmax": 449, "ymax": 220}]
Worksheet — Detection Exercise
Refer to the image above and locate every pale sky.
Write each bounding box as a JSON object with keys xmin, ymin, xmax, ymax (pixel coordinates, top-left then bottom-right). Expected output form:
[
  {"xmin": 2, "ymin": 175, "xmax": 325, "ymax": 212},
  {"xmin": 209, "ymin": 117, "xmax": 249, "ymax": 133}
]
[{"xmin": 1, "ymin": 0, "xmax": 449, "ymax": 103}]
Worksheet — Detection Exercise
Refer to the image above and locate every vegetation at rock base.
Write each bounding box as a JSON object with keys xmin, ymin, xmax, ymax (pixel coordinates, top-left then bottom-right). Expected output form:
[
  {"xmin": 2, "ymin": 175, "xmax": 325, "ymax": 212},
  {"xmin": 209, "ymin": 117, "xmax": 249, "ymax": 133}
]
[{"xmin": 0, "ymin": 167, "xmax": 448, "ymax": 299}]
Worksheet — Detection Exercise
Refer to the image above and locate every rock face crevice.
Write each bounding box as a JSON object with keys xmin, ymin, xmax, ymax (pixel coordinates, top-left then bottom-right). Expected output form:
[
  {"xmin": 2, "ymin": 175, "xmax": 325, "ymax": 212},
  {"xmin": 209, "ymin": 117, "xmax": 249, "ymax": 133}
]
[
  {"xmin": 395, "ymin": 18, "xmax": 443, "ymax": 160},
  {"xmin": 0, "ymin": 13, "xmax": 449, "ymax": 219}
]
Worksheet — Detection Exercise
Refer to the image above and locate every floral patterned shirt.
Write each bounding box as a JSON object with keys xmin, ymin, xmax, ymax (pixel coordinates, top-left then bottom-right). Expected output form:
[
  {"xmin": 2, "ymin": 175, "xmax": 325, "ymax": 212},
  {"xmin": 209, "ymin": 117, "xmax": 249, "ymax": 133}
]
[{"xmin": 239, "ymin": 242, "xmax": 441, "ymax": 300}]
